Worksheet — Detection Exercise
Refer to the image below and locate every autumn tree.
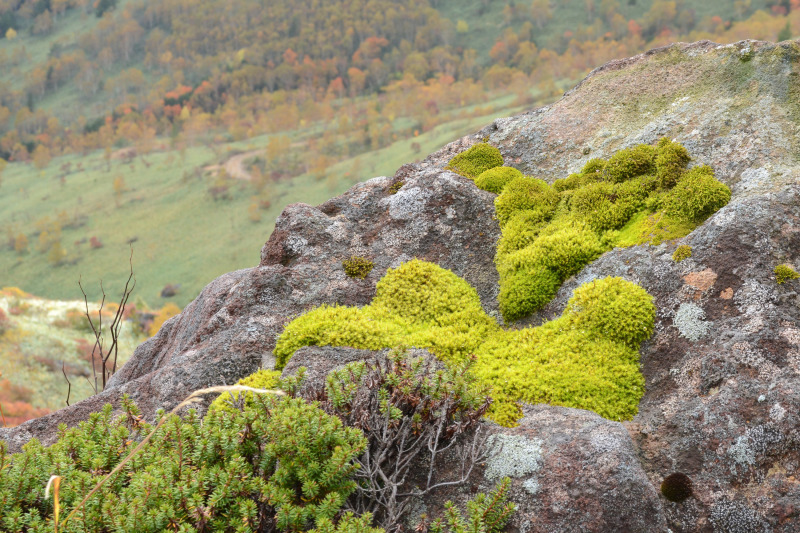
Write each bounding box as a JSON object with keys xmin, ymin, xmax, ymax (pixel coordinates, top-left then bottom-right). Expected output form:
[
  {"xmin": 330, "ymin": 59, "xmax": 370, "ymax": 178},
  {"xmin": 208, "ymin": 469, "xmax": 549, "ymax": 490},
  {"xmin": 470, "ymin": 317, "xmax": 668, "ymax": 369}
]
[{"xmin": 32, "ymin": 144, "xmax": 51, "ymax": 169}]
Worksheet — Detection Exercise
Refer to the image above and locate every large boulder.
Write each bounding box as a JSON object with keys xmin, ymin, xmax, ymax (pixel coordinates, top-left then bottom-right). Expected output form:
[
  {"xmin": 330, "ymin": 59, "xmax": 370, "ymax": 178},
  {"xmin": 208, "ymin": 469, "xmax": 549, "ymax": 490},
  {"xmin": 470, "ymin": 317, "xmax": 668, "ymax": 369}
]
[{"xmin": 3, "ymin": 38, "xmax": 800, "ymax": 532}]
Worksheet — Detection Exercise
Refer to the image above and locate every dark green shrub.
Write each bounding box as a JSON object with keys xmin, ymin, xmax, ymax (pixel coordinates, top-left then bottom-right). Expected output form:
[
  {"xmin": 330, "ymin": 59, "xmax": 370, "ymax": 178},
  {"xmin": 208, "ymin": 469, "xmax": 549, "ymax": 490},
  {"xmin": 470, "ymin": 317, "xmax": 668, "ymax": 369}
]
[
  {"xmin": 775, "ymin": 264, "xmax": 800, "ymax": 284},
  {"xmin": 422, "ymin": 478, "xmax": 515, "ymax": 533},
  {"xmin": 474, "ymin": 166, "xmax": 522, "ymax": 193},
  {"xmin": 662, "ymin": 165, "xmax": 731, "ymax": 223},
  {"xmin": 0, "ymin": 394, "xmax": 367, "ymax": 532},
  {"xmin": 343, "ymin": 256, "xmax": 374, "ymax": 279},
  {"xmin": 446, "ymin": 143, "xmax": 503, "ymax": 179}
]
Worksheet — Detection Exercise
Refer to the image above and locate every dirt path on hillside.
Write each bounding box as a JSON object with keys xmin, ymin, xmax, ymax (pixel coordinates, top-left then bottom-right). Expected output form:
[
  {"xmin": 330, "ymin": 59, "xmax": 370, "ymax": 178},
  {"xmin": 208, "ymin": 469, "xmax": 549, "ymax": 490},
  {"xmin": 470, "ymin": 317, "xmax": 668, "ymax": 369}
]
[{"xmin": 204, "ymin": 149, "xmax": 263, "ymax": 181}]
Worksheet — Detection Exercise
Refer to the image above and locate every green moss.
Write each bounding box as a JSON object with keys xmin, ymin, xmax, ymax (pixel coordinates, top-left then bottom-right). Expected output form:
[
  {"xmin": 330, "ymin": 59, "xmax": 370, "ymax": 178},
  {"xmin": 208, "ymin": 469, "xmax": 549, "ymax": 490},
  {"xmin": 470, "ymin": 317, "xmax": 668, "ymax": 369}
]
[
  {"xmin": 494, "ymin": 176, "xmax": 559, "ymax": 227},
  {"xmin": 482, "ymin": 139, "xmax": 727, "ymax": 322},
  {"xmin": 275, "ymin": 259, "xmax": 498, "ymax": 368},
  {"xmin": 655, "ymin": 137, "xmax": 691, "ymax": 188},
  {"xmin": 673, "ymin": 245, "xmax": 692, "ymax": 263},
  {"xmin": 275, "ymin": 261, "xmax": 655, "ymax": 426},
  {"xmin": 343, "ymin": 256, "xmax": 374, "ymax": 279},
  {"xmin": 446, "ymin": 142, "xmax": 504, "ymax": 179},
  {"xmin": 775, "ymin": 264, "xmax": 800, "ymax": 284},
  {"xmin": 208, "ymin": 369, "xmax": 283, "ymax": 413},
  {"xmin": 387, "ymin": 180, "xmax": 404, "ymax": 194},
  {"xmin": 662, "ymin": 165, "xmax": 731, "ymax": 223},
  {"xmin": 498, "ymin": 267, "xmax": 559, "ymax": 322},
  {"xmin": 474, "ymin": 166, "xmax": 523, "ymax": 193},
  {"xmin": 602, "ymin": 144, "xmax": 656, "ymax": 183}
]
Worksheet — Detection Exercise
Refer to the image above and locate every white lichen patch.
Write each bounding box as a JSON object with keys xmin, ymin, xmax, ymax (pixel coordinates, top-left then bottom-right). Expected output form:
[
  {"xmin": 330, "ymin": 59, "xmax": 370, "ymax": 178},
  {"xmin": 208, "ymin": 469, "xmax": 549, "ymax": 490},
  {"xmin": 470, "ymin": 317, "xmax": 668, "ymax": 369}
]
[
  {"xmin": 485, "ymin": 434, "xmax": 544, "ymax": 486},
  {"xmin": 673, "ymin": 302, "xmax": 711, "ymax": 341},
  {"xmin": 727, "ymin": 435, "xmax": 756, "ymax": 473},
  {"xmin": 770, "ymin": 403, "xmax": 786, "ymax": 423}
]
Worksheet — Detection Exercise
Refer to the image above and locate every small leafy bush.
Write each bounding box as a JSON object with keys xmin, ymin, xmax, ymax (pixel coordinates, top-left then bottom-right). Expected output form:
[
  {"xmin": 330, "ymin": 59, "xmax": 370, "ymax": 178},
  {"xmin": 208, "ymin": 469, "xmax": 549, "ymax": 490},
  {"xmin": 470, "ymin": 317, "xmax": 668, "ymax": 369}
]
[
  {"xmin": 446, "ymin": 143, "xmax": 503, "ymax": 179},
  {"xmin": 672, "ymin": 245, "xmax": 692, "ymax": 263},
  {"xmin": 474, "ymin": 167, "xmax": 522, "ymax": 194},
  {"xmin": 775, "ymin": 264, "xmax": 800, "ymax": 284},
  {"xmin": 307, "ymin": 350, "xmax": 492, "ymax": 530},
  {"xmin": 0, "ymin": 394, "xmax": 367, "ymax": 532},
  {"xmin": 421, "ymin": 478, "xmax": 515, "ymax": 533},
  {"xmin": 343, "ymin": 256, "xmax": 374, "ymax": 279}
]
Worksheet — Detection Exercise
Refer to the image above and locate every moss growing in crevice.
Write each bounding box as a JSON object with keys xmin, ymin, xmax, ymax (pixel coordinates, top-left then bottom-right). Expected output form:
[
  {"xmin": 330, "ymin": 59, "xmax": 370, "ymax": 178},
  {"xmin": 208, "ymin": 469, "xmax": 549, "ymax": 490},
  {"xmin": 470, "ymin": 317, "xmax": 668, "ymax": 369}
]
[
  {"xmin": 775, "ymin": 264, "xmax": 799, "ymax": 284},
  {"xmin": 275, "ymin": 260, "xmax": 655, "ymax": 426},
  {"xmin": 493, "ymin": 138, "xmax": 729, "ymax": 322},
  {"xmin": 343, "ymin": 256, "xmax": 374, "ymax": 279},
  {"xmin": 673, "ymin": 245, "xmax": 692, "ymax": 263}
]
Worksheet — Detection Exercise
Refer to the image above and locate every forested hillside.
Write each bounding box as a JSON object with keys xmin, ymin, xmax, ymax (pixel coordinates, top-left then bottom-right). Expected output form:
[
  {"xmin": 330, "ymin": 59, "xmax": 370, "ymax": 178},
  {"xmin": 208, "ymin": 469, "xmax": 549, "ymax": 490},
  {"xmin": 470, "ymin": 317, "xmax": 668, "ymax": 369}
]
[{"xmin": 0, "ymin": 0, "xmax": 797, "ymax": 306}]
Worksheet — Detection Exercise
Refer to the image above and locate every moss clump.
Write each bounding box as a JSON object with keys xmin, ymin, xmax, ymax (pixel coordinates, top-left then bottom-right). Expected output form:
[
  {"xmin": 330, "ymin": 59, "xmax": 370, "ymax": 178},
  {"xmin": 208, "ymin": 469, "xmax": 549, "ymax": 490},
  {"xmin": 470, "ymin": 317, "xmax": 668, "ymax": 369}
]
[
  {"xmin": 602, "ymin": 144, "xmax": 656, "ymax": 183},
  {"xmin": 494, "ymin": 176, "xmax": 560, "ymax": 227},
  {"xmin": 662, "ymin": 165, "xmax": 731, "ymax": 223},
  {"xmin": 387, "ymin": 180, "xmax": 404, "ymax": 194},
  {"xmin": 275, "ymin": 260, "xmax": 498, "ymax": 368},
  {"xmin": 474, "ymin": 166, "xmax": 523, "ymax": 193},
  {"xmin": 661, "ymin": 473, "xmax": 694, "ymax": 502},
  {"xmin": 343, "ymin": 256, "xmax": 374, "ymax": 279},
  {"xmin": 275, "ymin": 260, "xmax": 655, "ymax": 426},
  {"xmin": 775, "ymin": 264, "xmax": 800, "ymax": 284},
  {"xmin": 446, "ymin": 142, "xmax": 504, "ymax": 179},
  {"xmin": 673, "ymin": 245, "xmax": 692, "ymax": 263},
  {"xmin": 483, "ymin": 139, "xmax": 729, "ymax": 322},
  {"xmin": 208, "ymin": 369, "xmax": 282, "ymax": 414}
]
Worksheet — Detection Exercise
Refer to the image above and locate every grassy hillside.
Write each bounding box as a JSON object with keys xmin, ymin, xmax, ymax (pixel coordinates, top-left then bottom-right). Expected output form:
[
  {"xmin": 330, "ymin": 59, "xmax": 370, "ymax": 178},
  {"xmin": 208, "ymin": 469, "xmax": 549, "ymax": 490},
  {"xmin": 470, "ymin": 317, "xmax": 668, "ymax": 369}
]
[{"xmin": 0, "ymin": 100, "xmax": 532, "ymax": 306}]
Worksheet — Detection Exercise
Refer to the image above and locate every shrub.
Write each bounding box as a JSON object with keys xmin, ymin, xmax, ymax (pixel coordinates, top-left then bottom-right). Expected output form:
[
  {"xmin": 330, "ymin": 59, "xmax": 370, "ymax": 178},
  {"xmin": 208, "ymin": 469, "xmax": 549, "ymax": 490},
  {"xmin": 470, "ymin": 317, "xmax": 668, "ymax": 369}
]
[
  {"xmin": 421, "ymin": 478, "xmax": 515, "ymax": 533},
  {"xmin": 662, "ymin": 165, "xmax": 731, "ymax": 223},
  {"xmin": 148, "ymin": 302, "xmax": 181, "ymax": 337},
  {"xmin": 474, "ymin": 166, "xmax": 522, "ymax": 193},
  {"xmin": 494, "ymin": 176, "xmax": 559, "ymax": 227},
  {"xmin": 775, "ymin": 264, "xmax": 800, "ymax": 284},
  {"xmin": 308, "ymin": 350, "xmax": 492, "ymax": 530},
  {"xmin": 446, "ymin": 143, "xmax": 503, "ymax": 179},
  {"xmin": 343, "ymin": 256, "xmax": 374, "ymax": 279},
  {"xmin": 672, "ymin": 245, "xmax": 692, "ymax": 262},
  {"xmin": 0, "ymin": 394, "xmax": 367, "ymax": 532}
]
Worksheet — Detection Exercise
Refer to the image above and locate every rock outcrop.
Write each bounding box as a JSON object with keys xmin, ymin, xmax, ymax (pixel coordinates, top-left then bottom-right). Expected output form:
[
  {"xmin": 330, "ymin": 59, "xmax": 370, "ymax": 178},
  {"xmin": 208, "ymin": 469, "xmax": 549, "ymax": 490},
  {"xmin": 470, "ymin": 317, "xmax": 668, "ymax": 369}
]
[{"xmin": 4, "ymin": 39, "xmax": 800, "ymax": 531}]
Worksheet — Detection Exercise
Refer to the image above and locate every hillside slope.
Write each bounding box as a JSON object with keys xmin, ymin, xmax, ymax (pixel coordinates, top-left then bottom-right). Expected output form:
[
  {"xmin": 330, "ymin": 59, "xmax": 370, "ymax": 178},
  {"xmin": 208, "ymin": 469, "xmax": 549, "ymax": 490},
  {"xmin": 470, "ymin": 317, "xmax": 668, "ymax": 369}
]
[{"xmin": 3, "ymin": 39, "xmax": 800, "ymax": 531}]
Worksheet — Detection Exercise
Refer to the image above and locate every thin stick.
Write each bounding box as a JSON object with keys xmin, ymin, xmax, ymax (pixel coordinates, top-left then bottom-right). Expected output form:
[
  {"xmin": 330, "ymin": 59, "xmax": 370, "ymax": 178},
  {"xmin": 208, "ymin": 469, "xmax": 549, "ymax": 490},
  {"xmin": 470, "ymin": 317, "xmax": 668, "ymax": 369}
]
[
  {"xmin": 60, "ymin": 385, "xmax": 285, "ymax": 527},
  {"xmin": 61, "ymin": 362, "xmax": 71, "ymax": 407}
]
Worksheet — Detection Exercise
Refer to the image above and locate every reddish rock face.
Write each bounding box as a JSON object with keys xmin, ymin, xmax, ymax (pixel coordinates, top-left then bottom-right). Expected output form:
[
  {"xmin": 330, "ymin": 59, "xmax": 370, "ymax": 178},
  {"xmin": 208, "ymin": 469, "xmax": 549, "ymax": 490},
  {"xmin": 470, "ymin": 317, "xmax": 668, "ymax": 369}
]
[{"xmin": 4, "ymin": 39, "xmax": 800, "ymax": 532}]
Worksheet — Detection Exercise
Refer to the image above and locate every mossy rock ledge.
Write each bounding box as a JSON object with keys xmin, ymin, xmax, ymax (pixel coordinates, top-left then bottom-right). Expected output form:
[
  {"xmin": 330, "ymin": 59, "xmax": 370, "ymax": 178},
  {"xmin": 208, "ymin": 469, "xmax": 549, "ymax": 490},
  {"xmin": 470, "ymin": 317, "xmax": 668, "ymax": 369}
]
[{"xmin": 4, "ymin": 40, "xmax": 800, "ymax": 533}]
